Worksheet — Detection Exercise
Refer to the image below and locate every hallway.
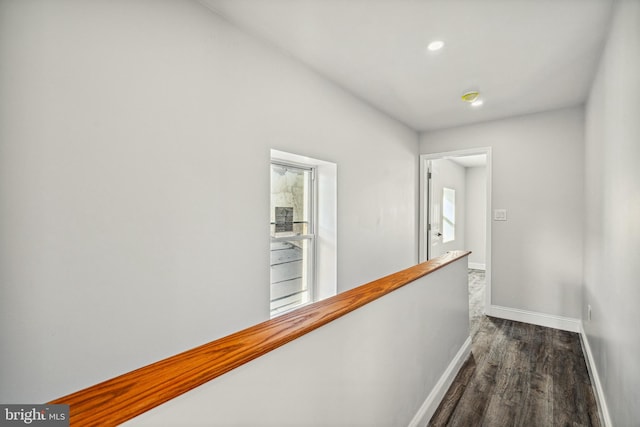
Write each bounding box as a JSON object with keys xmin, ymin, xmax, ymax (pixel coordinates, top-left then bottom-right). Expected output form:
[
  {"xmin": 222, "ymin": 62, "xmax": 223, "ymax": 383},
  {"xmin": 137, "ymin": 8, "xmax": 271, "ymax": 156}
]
[
  {"xmin": 428, "ymin": 271, "xmax": 601, "ymax": 426},
  {"xmin": 1, "ymin": 1, "xmax": 637, "ymax": 423}
]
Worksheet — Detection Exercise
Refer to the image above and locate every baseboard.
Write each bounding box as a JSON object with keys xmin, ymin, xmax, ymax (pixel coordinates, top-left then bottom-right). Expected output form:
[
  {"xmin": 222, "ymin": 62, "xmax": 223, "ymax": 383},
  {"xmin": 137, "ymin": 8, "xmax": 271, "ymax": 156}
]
[
  {"xmin": 468, "ymin": 262, "xmax": 486, "ymax": 270},
  {"xmin": 487, "ymin": 305, "xmax": 581, "ymax": 333},
  {"xmin": 408, "ymin": 336, "xmax": 472, "ymax": 427},
  {"xmin": 579, "ymin": 323, "xmax": 613, "ymax": 427}
]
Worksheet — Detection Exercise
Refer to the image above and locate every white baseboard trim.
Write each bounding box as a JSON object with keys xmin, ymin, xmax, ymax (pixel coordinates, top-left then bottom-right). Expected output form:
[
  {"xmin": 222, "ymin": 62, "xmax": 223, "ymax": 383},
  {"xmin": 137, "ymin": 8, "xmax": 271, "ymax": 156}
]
[
  {"xmin": 579, "ymin": 323, "xmax": 613, "ymax": 427},
  {"xmin": 487, "ymin": 305, "xmax": 581, "ymax": 333},
  {"xmin": 468, "ymin": 262, "xmax": 486, "ymax": 270},
  {"xmin": 408, "ymin": 336, "xmax": 472, "ymax": 427}
]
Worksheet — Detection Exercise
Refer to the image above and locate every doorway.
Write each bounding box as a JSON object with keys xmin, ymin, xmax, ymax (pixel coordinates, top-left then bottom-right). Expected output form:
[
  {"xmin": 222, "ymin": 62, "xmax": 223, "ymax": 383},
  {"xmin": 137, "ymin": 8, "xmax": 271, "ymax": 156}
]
[{"xmin": 419, "ymin": 148, "xmax": 492, "ymax": 318}]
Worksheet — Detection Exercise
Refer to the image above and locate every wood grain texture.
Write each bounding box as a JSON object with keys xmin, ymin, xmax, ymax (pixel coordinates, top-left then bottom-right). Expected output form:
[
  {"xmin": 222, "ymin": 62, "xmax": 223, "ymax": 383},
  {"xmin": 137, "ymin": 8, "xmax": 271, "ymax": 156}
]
[
  {"xmin": 428, "ymin": 316, "xmax": 601, "ymax": 427},
  {"xmin": 50, "ymin": 250, "xmax": 470, "ymax": 426}
]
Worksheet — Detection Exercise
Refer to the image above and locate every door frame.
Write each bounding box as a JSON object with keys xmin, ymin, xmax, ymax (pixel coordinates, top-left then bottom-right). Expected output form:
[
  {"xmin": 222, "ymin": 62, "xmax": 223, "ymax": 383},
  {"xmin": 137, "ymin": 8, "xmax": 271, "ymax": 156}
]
[{"xmin": 419, "ymin": 147, "xmax": 492, "ymax": 312}]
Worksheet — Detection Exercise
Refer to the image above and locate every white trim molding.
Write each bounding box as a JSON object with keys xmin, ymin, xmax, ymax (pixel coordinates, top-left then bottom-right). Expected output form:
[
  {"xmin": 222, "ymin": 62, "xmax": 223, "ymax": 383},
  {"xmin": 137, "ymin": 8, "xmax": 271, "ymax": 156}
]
[
  {"xmin": 579, "ymin": 323, "xmax": 613, "ymax": 427},
  {"xmin": 487, "ymin": 305, "xmax": 581, "ymax": 333},
  {"xmin": 408, "ymin": 336, "xmax": 472, "ymax": 427},
  {"xmin": 468, "ymin": 262, "xmax": 486, "ymax": 271},
  {"xmin": 419, "ymin": 147, "xmax": 493, "ymax": 318}
]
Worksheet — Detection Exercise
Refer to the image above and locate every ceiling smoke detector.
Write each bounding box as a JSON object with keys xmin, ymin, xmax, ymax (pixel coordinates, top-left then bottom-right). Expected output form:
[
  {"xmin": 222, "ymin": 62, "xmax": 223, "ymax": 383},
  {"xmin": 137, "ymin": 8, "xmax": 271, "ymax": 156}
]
[{"xmin": 461, "ymin": 91, "xmax": 480, "ymax": 103}]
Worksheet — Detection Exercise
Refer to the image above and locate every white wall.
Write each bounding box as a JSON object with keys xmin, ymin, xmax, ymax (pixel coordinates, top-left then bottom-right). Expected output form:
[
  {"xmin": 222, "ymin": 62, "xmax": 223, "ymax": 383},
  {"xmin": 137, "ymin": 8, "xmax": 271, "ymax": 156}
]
[
  {"xmin": 420, "ymin": 107, "xmax": 585, "ymax": 319},
  {"xmin": 124, "ymin": 258, "xmax": 470, "ymax": 427},
  {"xmin": 465, "ymin": 167, "xmax": 486, "ymax": 269},
  {"xmin": 0, "ymin": 0, "xmax": 418, "ymax": 403},
  {"xmin": 583, "ymin": 1, "xmax": 640, "ymax": 425}
]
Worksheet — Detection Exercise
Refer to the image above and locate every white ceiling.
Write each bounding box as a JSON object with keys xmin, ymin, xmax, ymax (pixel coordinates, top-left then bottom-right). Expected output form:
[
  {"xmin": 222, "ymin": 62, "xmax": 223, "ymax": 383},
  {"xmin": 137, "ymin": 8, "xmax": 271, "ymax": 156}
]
[{"xmin": 199, "ymin": 0, "xmax": 613, "ymax": 131}]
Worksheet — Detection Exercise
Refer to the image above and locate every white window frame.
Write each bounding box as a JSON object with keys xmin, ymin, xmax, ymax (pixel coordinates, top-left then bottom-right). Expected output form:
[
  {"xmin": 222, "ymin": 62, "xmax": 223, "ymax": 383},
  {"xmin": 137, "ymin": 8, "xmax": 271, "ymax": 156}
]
[
  {"xmin": 270, "ymin": 150, "xmax": 337, "ymax": 317},
  {"xmin": 270, "ymin": 161, "xmax": 317, "ymax": 316}
]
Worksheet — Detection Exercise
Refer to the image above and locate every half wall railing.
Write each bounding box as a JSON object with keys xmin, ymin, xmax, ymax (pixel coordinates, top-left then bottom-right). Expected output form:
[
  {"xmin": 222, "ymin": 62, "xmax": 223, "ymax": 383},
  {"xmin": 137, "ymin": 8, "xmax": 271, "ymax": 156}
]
[{"xmin": 50, "ymin": 250, "xmax": 471, "ymax": 426}]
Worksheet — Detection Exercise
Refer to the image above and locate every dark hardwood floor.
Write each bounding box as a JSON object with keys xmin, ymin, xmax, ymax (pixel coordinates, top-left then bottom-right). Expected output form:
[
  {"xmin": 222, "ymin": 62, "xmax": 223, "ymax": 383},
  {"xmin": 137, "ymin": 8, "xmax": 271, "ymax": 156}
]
[{"xmin": 428, "ymin": 271, "xmax": 601, "ymax": 427}]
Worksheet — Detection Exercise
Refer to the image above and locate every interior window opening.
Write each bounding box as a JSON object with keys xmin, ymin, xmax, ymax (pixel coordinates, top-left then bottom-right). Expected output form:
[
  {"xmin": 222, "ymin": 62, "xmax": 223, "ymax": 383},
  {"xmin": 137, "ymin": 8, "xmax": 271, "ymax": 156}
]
[{"xmin": 270, "ymin": 162, "xmax": 316, "ymax": 316}]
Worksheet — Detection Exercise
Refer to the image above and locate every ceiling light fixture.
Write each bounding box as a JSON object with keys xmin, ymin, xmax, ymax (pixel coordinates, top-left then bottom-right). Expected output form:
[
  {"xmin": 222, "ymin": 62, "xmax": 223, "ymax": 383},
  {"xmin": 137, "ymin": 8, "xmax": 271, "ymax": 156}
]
[
  {"xmin": 427, "ymin": 40, "xmax": 444, "ymax": 51},
  {"xmin": 461, "ymin": 91, "xmax": 480, "ymax": 103},
  {"xmin": 471, "ymin": 99, "xmax": 484, "ymax": 107}
]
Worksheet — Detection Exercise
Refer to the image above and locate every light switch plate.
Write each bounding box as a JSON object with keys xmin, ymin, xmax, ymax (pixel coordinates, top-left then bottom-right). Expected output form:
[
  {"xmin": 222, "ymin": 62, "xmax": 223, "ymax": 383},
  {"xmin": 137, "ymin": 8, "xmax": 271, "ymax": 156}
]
[{"xmin": 493, "ymin": 209, "xmax": 507, "ymax": 221}]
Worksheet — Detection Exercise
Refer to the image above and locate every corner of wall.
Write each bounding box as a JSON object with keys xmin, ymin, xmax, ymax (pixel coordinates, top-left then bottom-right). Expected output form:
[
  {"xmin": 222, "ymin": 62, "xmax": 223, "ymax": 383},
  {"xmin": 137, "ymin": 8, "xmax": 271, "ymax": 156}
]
[{"xmin": 578, "ymin": 322, "xmax": 613, "ymax": 427}]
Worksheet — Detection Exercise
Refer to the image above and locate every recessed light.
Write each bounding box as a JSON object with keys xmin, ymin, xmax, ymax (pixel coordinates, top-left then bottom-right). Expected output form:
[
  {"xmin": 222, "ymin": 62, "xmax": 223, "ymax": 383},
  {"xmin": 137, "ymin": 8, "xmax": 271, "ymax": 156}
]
[
  {"xmin": 427, "ymin": 40, "xmax": 444, "ymax": 51},
  {"xmin": 471, "ymin": 99, "xmax": 484, "ymax": 107}
]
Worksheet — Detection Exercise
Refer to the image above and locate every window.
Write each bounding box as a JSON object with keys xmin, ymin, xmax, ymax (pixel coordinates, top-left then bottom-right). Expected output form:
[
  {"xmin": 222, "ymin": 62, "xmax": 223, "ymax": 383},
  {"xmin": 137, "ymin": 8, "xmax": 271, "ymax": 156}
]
[
  {"xmin": 270, "ymin": 162, "xmax": 315, "ymax": 316},
  {"xmin": 442, "ymin": 187, "xmax": 455, "ymax": 243}
]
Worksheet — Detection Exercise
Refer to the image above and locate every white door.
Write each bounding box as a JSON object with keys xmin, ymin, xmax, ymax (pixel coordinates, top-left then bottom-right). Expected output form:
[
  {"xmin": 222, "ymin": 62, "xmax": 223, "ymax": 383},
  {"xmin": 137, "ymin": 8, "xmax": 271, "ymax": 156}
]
[{"xmin": 427, "ymin": 159, "xmax": 464, "ymax": 259}]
